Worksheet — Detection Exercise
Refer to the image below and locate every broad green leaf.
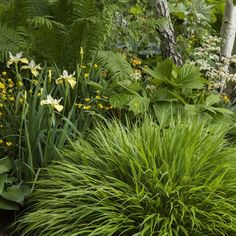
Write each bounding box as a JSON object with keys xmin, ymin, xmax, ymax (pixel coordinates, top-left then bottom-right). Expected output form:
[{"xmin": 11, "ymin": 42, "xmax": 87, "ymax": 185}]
[
  {"xmin": 143, "ymin": 59, "xmax": 173, "ymax": 85},
  {"xmin": 1, "ymin": 187, "xmax": 25, "ymax": 204},
  {"xmin": 0, "ymin": 165, "xmax": 10, "ymax": 174},
  {"xmin": 178, "ymin": 64, "xmax": 205, "ymax": 89},
  {"xmin": 109, "ymin": 94, "xmax": 134, "ymax": 108},
  {"xmin": 0, "ymin": 196, "xmax": 18, "ymax": 210},
  {"xmin": 128, "ymin": 96, "xmax": 150, "ymax": 114},
  {"xmin": 206, "ymin": 94, "xmax": 220, "ymax": 106},
  {"xmin": 0, "ymin": 157, "xmax": 12, "ymax": 174},
  {"xmin": 156, "ymin": 59, "xmax": 173, "ymax": 79},
  {"xmin": 210, "ymin": 107, "xmax": 234, "ymax": 115}
]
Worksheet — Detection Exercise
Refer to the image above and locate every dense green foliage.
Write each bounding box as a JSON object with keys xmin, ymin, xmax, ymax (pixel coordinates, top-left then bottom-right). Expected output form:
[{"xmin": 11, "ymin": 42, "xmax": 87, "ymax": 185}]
[
  {"xmin": 0, "ymin": 0, "xmax": 111, "ymax": 67},
  {"xmin": 15, "ymin": 116, "xmax": 236, "ymax": 235},
  {"xmin": 0, "ymin": 0, "xmax": 236, "ymax": 235}
]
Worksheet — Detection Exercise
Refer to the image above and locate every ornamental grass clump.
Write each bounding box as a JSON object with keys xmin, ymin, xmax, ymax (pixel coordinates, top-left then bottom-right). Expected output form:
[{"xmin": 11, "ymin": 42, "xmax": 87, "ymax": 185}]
[{"xmin": 15, "ymin": 117, "xmax": 236, "ymax": 235}]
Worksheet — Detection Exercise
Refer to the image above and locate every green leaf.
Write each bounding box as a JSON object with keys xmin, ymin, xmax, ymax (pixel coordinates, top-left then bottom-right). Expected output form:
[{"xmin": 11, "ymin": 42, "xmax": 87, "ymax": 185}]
[
  {"xmin": 109, "ymin": 94, "xmax": 134, "ymax": 108},
  {"xmin": 206, "ymin": 94, "xmax": 220, "ymax": 106},
  {"xmin": 86, "ymin": 80, "xmax": 103, "ymax": 90},
  {"xmin": 1, "ymin": 187, "xmax": 25, "ymax": 205},
  {"xmin": 0, "ymin": 157, "xmax": 12, "ymax": 174},
  {"xmin": 178, "ymin": 64, "xmax": 205, "ymax": 89},
  {"xmin": 210, "ymin": 107, "xmax": 234, "ymax": 115},
  {"xmin": 0, "ymin": 174, "xmax": 7, "ymax": 194},
  {"xmin": 0, "ymin": 165, "xmax": 10, "ymax": 174},
  {"xmin": 128, "ymin": 96, "xmax": 150, "ymax": 114},
  {"xmin": 0, "ymin": 196, "xmax": 18, "ymax": 210}
]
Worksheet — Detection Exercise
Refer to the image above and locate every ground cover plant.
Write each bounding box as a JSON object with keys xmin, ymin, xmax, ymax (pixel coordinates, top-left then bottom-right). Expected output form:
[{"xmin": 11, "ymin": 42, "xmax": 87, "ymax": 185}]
[{"xmin": 15, "ymin": 115, "xmax": 236, "ymax": 235}]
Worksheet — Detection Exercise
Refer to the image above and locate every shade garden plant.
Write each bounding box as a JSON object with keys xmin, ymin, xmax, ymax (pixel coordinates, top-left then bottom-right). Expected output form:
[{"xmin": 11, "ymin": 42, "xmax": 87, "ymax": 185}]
[
  {"xmin": 14, "ymin": 116, "xmax": 236, "ymax": 235},
  {"xmin": 1, "ymin": 0, "xmax": 236, "ymax": 235}
]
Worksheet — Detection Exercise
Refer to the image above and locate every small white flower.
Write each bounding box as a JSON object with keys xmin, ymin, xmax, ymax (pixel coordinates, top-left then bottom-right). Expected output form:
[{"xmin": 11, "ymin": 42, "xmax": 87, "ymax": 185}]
[
  {"xmin": 40, "ymin": 95, "xmax": 63, "ymax": 112},
  {"xmin": 7, "ymin": 52, "xmax": 29, "ymax": 67},
  {"xmin": 56, "ymin": 70, "xmax": 76, "ymax": 89},
  {"xmin": 21, "ymin": 60, "xmax": 42, "ymax": 77}
]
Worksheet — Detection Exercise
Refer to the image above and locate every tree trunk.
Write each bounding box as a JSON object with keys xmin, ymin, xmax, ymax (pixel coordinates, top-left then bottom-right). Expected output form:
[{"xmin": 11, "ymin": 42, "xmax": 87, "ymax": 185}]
[
  {"xmin": 154, "ymin": 0, "xmax": 183, "ymax": 66},
  {"xmin": 220, "ymin": 0, "xmax": 236, "ymax": 57}
]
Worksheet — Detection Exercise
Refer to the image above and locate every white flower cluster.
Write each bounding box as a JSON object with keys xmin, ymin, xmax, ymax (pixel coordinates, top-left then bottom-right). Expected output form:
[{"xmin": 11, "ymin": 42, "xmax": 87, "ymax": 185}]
[{"xmin": 187, "ymin": 34, "xmax": 236, "ymax": 91}]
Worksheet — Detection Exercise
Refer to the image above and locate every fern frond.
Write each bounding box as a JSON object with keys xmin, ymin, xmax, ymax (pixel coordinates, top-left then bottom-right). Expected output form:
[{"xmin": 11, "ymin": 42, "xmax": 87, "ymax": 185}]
[
  {"xmin": 17, "ymin": 0, "xmax": 50, "ymax": 19},
  {"xmin": 96, "ymin": 51, "xmax": 133, "ymax": 80},
  {"xmin": 0, "ymin": 23, "xmax": 28, "ymax": 62},
  {"xmin": 28, "ymin": 15, "xmax": 64, "ymax": 30}
]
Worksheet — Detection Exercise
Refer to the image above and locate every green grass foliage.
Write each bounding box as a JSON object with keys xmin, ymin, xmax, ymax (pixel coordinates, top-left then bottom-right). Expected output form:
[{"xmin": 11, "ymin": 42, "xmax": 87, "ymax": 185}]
[{"xmin": 15, "ymin": 116, "xmax": 236, "ymax": 235}]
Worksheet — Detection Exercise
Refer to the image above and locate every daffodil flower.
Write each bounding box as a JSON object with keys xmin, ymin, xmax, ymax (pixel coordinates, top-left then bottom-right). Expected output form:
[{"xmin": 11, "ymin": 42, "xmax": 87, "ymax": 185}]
[
  {"xmin": 21, "ymin": 60, "xmax": 42, "ymax": 77},
  {"xmin": 56, "ymin": 70, "xmax": 76, "ymax": 89},
  {"xmin": 40, "ymin": 95, "xmax": 63, "ymax": 112},
  {"xmin": 7, "ymin": 52, "xmax": 29, "ymax": 67}
]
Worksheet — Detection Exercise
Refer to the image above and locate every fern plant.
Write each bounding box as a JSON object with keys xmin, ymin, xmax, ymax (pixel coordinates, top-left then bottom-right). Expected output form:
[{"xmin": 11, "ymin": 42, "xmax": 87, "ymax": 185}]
[
  {"xmin": 0, "ymin": 0, "xmax": 111, "ymax": 67},
  {"xmin": 14, "ymin": 115, "xmax": 236, "ymax": 235}
]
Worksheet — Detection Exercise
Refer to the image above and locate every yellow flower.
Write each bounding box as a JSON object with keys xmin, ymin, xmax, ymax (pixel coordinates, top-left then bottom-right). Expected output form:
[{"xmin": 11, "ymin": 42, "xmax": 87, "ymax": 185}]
[
  {"xmin": 95, "ymin": 95, "xmax": 100, "ymax": 99},
  {"xmin": 0, "ymin": 139, "xmax": 3, "ymax": 144},
  {"xmin": 17, "ymin": 81, "xmax": 23, "ymax": 87},
  {"xmin": 93, "ymin": 64, "xmax": 98, "ymax": 68},
  {"xmin": 84, "ymin": 73, "xmax": 89, "ymax": 78},
  {"xmin": 0, "ymin": 103, "xmax": 3, "ymax": 107},
  {"xmin": 21, "ymin": 60, "xmax": 42, "ymax": 77},
  {"xmin": 131, "ymin": 58, "xmax": 142, "ymax": 66},
  {"xmin": 222, "ymin": 95, "xmax": 230, "ymax": 103},
  {"xmin": 56, "ymin": 70, "xmax": 76, "ymax": 89},
  {"xmin": 8, "ymin": 83, "xmax": 14, "ymax": 88},
  {"xmin": 9, "ymin": 96, "xmax": 15, "ymax": 101},
  {"xmin": 2, "ymin": 71, "xmax": 7, "ymax": 76},
  {"xmin": 76, "ymin": 103, "xmax": 83, "ymax": 108},
  {"xmin": 98, "ymin": 103, "xmax": 104, "ymax": 109},
  {"xmin": 40, "ymin": 95, "xmax": 63, "ymax": 112},
  {"xmin": 32, "ymin": 79, "xmax": 38, "ymax": 85},
  {"xmin": 83, "ymin": 105, "xmax": 91, "ymax": 110},
  {"xmin": 7, "ymin": 52, "xmax": 29, "ymax": 67},
  {"xmin": 85, "ymin": 98, "xmax": 91, "ymax": 102},
  {"xmin": 0, "ymin": 82, "xmax": 5, "ymax": 89},
  {"xmin": 6, "ymin": 142, "xmax": 13, "ymax": 147}
]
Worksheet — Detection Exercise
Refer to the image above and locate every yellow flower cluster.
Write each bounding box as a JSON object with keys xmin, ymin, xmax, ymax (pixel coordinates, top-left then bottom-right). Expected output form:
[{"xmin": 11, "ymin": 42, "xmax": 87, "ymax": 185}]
[
  {"xmin": 0, "ymin": 139, "xmax": 13, "ymax": 147},
  {"xmin": 75, "ymin": 93, "xmax": 112, "ymax": 111},
  {"xmin": 131, "ymin": 58, "xmax": 142, "ymax": 67},
  {"xmin": 0, "ymin": 72, "xmax": 17, "ymax": 104}
]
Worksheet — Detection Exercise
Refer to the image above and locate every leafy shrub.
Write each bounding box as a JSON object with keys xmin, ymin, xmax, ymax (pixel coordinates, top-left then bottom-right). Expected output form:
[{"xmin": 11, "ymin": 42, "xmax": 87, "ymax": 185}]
[
  {"xmin": 15, "ymin": 116, "xmax": 236, "ymax": 235},
  {"xmin": 108, "ymin": 59, "xmax": 232, "ymax": 118}
]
